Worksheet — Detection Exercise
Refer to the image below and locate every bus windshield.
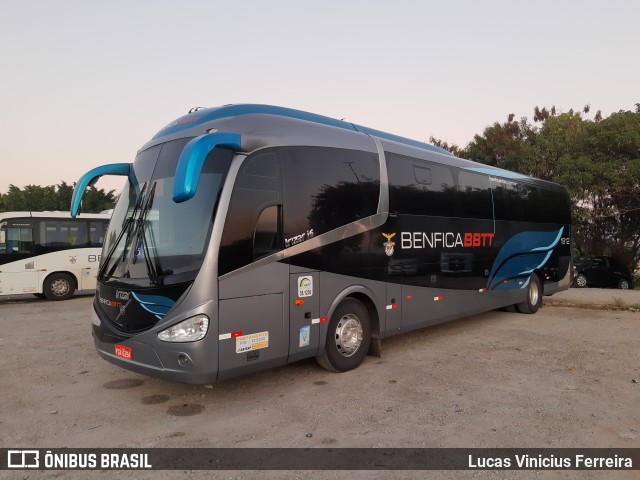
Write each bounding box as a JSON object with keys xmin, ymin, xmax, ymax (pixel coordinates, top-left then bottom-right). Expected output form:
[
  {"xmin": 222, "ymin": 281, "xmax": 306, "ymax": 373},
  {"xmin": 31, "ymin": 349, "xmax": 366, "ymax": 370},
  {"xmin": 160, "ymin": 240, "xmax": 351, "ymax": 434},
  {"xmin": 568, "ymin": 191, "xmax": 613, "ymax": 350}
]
[
  {"xmin": 0, "ymin": 223, "xmax": 7, "ymax": 253},
  {"xmin": 100, "ymin": 138, "xmax": 233, "ymax": 287},
  {"xmin": 0, "ymin": 224, "xmax": 6, "ymax": 253}
]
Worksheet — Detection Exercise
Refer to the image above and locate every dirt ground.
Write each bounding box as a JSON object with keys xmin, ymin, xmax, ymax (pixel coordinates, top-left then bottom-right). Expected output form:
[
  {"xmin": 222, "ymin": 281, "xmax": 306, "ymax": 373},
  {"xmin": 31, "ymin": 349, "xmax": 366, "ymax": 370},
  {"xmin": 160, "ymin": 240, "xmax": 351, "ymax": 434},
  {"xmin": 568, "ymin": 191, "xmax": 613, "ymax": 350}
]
[{"xmin": 0, "ymin": 288, "xmax": 638, "ymax": 480}]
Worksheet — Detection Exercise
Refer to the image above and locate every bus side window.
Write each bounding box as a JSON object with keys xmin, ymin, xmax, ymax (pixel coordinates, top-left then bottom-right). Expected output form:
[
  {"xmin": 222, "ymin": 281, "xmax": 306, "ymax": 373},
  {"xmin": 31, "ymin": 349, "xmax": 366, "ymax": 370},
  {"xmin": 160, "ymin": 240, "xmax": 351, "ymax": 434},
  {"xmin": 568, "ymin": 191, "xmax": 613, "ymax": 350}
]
[
  {"xmin": 43, "ymin": 221, "xmax": 88, "ymax": 248},
  {"xmin": 219, "ymin": 150, "xmax": 282, "ymax": 276},
  {"xmin": 387, "ymin": 153, "xmax": 457, "ymax": 217},
  {"xmin": 253, "ymin": 205, "xmax": 282, "ymax": 260},
  {"xmin": 456, "ymin": 170, "xmax": 492, "ymax": 219},
  {"xmin": 6, "ymin": 227, "xmax": 34, "ymax": 254},
  {"xmin": 90, "ymin": 221, "xmax": 107, "ymax": 247},
  {"xmin": 281, "ymin": 147, "xmax": 380, "ymax": 240},
  {"xmin": 493, "ymin": 181, "xmax": 543, "ymax": 223}
]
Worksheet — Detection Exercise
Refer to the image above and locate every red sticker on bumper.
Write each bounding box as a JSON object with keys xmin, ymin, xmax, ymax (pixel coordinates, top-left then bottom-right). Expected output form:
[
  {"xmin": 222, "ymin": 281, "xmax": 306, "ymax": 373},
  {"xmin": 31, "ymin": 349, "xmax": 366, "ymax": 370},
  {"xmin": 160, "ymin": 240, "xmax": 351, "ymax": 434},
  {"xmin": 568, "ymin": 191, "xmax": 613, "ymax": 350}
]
[{"xmin": 114, "ymin": 344, "xmax": 132, "ymax": 361}]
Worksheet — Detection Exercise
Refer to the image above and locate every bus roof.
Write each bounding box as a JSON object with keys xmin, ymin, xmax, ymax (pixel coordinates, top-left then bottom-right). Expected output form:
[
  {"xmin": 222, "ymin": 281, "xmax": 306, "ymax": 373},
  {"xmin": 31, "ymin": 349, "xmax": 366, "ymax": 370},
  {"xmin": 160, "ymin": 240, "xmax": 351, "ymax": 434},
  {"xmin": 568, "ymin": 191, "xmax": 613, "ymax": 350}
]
[
  {"xmin": 151, "ymin": 104, "xmax": 452, "ymax": 155},
  {"xmin": 145, "ymin": 104, "xmax": 562, "ymax": 192},
  {"xmin": 0, "ymin": 211, "xmax": 111, "ymax": 220}
]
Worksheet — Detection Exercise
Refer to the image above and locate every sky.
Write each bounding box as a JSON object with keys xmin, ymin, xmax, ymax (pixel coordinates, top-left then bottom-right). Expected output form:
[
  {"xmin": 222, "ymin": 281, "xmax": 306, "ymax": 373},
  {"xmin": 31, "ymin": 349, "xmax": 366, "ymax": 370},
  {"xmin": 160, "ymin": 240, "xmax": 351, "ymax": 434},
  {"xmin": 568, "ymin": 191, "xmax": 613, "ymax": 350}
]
[{"xmin": 1, "ymin": 0, "xmax": 639, "ymax": 196}]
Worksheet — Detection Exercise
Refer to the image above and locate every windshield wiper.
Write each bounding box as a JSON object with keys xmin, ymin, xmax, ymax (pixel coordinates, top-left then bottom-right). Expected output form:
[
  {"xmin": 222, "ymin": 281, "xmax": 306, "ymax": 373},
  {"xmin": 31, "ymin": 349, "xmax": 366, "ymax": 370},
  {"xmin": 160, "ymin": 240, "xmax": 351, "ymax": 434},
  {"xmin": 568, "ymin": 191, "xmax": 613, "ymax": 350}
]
[
  {"xmin": 132, "ymin": 181, "xmax": 162, "ymax": 285},
  {"xmin": 100, "ymin": 182, "xmax": 148, "ymax": 280}
]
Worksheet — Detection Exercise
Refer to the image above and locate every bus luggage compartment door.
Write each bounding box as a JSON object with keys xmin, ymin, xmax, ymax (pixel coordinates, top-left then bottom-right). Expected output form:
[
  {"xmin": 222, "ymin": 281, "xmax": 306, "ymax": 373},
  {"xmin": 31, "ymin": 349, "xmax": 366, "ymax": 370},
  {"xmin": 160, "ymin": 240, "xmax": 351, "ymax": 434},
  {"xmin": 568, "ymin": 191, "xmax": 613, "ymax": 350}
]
[
  {"xmin": 288, "ymin": 272, "xmax": 320, "ymax": 363},
  {"xmin": 217, "ymin": 293, "xmax": 287, "ymax": 381},
  {"xmin": 0, "ymin": 259, "xmax": 38, "ymax": 295}
]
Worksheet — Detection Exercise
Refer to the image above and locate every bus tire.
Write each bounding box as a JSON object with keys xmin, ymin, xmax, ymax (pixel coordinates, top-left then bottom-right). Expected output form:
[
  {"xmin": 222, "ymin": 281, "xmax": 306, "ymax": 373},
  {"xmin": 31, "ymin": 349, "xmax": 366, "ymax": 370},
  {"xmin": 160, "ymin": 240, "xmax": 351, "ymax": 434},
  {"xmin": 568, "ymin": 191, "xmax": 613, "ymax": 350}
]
[
  {"xmin": 43, "ymin": 273, "xmax": 75, "ymax": 301},
  {"xmin": 574, "ymin": 274, "xmax": 588, "ymax": 288},
  {"xmin": 316, "ymin": 297, "xmax": 371, "ymax": 373},
  {"xmin": 516, "ymin": 274, "xmax": 542, "ymax": 314}
]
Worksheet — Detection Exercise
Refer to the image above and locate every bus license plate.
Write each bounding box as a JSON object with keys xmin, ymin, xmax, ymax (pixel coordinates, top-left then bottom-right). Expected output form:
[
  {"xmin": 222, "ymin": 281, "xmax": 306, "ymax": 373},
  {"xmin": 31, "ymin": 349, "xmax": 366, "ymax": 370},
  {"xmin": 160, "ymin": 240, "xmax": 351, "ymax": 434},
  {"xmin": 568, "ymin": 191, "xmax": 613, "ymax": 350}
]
[{"xmin": 114, "ymin": 344, "xmax": 132, "ymax": 361}]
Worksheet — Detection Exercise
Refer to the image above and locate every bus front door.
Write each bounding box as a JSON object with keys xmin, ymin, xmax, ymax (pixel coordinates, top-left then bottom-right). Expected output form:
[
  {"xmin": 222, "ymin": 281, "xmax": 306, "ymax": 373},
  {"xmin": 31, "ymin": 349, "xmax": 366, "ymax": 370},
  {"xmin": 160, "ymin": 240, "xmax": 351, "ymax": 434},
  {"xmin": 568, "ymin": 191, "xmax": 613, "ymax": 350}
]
[
  {"xmin": 0, "ymin": 226, "xmax": 37, "ymax": 295},
  {"xmin": 217, "ymin": 263, "xmax": 290, "ymax": 381}
]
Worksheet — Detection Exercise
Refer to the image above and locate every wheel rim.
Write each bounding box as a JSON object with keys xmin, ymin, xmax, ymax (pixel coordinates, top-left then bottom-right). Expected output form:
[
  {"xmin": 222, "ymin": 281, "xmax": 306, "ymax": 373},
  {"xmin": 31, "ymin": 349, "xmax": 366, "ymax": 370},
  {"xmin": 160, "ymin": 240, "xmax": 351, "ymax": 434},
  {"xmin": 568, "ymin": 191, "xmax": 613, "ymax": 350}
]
[
  {"xmin": 576, "ymin": 275, "xmax": 587, "ymax": 287},
  {"xmin": 620, "ymin": 280, "xmax": 629, "ymax": 290},
  {"xmin": 51, "ymin": 279, "xmax": 70, "ymax": 297},
  {"xmin": 334, "ymin": 313, "xmax": 363, "ymax": 357},
  {"xmin": 529, "ymin": 279, "xmax": 540, "ymax": 306}
]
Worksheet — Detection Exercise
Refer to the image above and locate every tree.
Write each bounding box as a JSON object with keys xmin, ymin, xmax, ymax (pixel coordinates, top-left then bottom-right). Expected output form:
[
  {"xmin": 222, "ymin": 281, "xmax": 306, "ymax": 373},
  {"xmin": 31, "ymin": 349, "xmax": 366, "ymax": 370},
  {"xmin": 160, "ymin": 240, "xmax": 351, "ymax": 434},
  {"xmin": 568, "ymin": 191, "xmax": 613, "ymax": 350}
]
[
  {"xmin": 522, "ymin": 111, "xmax": 588, "ymax": 180},
  {"xmin": 457, "ymin": 105, "xmax": 640, "ymax": 270},
  {"xmin": 0, "ymin": 183, "xmax": 116, "ymax": 213},
  {"xmin": 428, "ymin": 137, "xmax": 463, "ymax": 157},
  {"xmin": 579, "ymin": 110, "xmax": 640, "ymax": 267},
  {"xmin": 461, "ymin": 113, "xmax": 535, "ymax": 172},
  {"xmin": 79, "ymin": 185, "xmax": 116, "ymax": 213}
]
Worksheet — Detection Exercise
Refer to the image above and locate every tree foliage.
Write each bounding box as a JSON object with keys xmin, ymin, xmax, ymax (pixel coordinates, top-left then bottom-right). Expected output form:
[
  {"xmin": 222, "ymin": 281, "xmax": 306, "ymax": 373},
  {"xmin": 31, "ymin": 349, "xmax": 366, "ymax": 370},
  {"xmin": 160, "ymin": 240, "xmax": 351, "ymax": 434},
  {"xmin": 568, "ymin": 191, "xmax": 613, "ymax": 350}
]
[
  {"xmin": 450, "ymin": 105, "xmax": 640, "ymax": 270},
  {"xmin": 462, "ymin": 113, "xmax": 536, "ymax": 173},
  {"xmin": 0, "ymin": 182, "xmax": 116, "ymax": 214}
]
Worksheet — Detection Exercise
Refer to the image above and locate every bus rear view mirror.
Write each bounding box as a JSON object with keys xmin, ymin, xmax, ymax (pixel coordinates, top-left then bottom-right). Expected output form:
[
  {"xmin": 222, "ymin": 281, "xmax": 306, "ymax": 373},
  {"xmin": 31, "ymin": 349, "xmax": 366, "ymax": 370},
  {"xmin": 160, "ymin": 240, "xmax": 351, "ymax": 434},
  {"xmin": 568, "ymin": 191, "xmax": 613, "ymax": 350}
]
[
  {"xmin": 172, "ymin": 132, "xmax": 241, "ymax": 203},
  {"xmin": 70, "ymin": 163, "xmax": 131, "ymax": 217}
]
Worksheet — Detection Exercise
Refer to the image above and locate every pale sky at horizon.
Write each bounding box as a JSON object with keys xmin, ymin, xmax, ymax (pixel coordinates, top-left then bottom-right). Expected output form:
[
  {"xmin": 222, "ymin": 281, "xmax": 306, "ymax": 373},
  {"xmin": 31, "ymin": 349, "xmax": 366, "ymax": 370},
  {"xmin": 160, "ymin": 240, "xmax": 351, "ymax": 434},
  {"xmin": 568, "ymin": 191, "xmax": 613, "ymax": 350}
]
[{"xmin": 1, "ymin": 0, "xmax": 638, "ymax": 197}]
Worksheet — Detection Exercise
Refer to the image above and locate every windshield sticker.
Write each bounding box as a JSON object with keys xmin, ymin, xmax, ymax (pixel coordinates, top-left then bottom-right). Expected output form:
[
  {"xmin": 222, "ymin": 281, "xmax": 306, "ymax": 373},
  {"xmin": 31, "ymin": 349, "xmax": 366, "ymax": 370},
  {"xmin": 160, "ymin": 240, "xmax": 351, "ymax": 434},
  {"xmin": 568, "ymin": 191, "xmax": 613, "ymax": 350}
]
[
  {"xmin": 298, "ymin": 276, "xmax": 313, "ymax": 297},
  {"xmin": 299, "ymin": 326, "xmax": 310, "ymax": 347},
  {"xmin": 236, "ymin": 331, "xmax": 269, "ymax": 354}
]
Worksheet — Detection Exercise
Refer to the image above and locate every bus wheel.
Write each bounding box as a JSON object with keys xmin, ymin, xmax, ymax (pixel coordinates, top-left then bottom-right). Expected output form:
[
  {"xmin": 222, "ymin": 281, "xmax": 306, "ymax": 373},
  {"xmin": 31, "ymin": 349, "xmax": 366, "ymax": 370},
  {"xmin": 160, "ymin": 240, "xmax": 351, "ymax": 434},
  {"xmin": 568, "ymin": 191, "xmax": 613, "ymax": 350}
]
[
  {"xmin": 316, "ymin": 298, "xmax": 371, "ymax": 372},
  {"xmin": 43, "ymin": 273, "xmax": 75, "ymax": 301},
  {"xmin": 574, "ymin": 274, "xmax": 588, "ymax": 288},
  {"xmin": 516, "ymin": 274, "xmax": 542, "ymax": 314}
]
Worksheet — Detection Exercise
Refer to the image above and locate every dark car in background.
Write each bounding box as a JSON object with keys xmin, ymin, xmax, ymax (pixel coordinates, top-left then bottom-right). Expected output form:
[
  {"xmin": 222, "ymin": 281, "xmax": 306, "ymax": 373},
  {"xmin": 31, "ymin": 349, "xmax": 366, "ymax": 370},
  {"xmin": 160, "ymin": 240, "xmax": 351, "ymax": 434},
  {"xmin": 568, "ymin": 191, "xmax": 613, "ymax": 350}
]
[{"xmin": 572, "ymin": 256, "xmax": 632, "ymax": 289}]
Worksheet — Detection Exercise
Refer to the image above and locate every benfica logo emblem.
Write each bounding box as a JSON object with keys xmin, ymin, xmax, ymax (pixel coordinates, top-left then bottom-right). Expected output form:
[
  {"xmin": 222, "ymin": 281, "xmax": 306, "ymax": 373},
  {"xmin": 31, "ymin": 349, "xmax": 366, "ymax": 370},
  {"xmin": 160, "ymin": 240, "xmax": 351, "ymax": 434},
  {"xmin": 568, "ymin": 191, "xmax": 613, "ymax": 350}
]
[{"xmin": 382, "ymin": 232, "xmax": 396, "ymax": 257}]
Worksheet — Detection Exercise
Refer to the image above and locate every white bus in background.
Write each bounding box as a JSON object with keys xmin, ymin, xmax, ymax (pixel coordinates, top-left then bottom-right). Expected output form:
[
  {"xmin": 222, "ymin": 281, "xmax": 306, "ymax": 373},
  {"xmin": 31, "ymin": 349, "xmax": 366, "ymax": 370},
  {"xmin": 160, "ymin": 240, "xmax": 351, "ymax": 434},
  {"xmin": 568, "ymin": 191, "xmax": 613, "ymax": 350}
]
[{"xmin": 0, "ymin": 211, "xmax": 111, "ymax": 300}]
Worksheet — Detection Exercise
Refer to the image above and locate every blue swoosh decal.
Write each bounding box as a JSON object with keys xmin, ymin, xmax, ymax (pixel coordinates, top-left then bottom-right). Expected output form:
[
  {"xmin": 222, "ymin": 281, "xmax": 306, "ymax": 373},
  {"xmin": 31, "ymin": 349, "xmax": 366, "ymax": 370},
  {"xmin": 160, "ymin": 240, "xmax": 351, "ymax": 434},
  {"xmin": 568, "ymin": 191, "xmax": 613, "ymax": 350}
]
[
  {"xmin": 131, "ymin": 292, "xmax": 175, "ymax": 320},
  {"xmin": 488, "ymin": 228, "xmax": 564, "ymax": 290}
]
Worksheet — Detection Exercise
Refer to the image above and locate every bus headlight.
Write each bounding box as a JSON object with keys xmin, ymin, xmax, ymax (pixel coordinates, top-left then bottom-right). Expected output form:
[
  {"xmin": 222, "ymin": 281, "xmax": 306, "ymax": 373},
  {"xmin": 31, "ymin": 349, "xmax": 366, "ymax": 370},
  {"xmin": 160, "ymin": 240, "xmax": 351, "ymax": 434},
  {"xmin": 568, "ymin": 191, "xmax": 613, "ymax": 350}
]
[{"xmin": 157, "ymin": 315, "xmax": 209, "ymax": 342}]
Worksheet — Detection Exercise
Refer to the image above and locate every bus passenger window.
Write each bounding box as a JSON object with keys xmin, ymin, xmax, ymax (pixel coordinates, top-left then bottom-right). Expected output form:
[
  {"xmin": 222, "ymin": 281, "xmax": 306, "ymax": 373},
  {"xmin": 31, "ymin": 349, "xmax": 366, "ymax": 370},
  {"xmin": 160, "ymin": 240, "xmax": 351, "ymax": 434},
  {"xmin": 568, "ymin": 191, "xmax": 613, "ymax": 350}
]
[
  {"xmin": 6, "ymin": 227, "xmax": 34, "ymax": 254},
  {"xmin": 387, "ymin": 153, "xmax": 457, "ymax": 217},
  {"xmin": 253, "ymin": 205, "xmax": 281, "ymax": 260},
  {"xmin": 457, "ymin": 171, "xmax": 492, "ymax": 219},
  {"xmin": 281, "ymin": 147, "xmax": 379, "ymax": 239},
  {"xmin": 43, "ymin": 221, "xmax": 88, "ymax": 248},
  {"xmin": 90, "ymin": 221, "xmax": 107, "ymax": 247}
]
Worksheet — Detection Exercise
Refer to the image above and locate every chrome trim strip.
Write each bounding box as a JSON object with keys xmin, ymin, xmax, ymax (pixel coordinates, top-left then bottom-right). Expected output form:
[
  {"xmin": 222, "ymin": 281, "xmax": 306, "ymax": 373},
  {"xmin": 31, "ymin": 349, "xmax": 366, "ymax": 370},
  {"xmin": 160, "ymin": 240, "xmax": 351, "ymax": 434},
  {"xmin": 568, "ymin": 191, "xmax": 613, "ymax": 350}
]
[
  {"xmin": 219, "ymin": 212, "xmax": 388, "ymax": 280},
  {"xmin": 371, "ymin": 136, "xmax": 389, "ymax": 215}
]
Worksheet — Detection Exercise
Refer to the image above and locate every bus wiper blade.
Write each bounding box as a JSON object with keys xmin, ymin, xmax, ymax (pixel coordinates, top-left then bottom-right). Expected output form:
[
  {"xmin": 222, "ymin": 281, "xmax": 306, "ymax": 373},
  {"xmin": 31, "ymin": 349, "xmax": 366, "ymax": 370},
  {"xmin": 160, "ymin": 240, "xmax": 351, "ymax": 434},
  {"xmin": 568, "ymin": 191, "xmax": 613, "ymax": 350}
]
[
  {"xmin": 100, "ymin": 182, "xmax": 147, "ymax": 280},
  {"xmin": 133, "ymin": 181, "xmax": 162, "ymax": 285},
  {"xmin": 119, "ymin": 183, "xmax": 147, "ymax": 262},
  {"xmin": 142, "ymin": 223, "xmax": 162, "ymax": 286}
]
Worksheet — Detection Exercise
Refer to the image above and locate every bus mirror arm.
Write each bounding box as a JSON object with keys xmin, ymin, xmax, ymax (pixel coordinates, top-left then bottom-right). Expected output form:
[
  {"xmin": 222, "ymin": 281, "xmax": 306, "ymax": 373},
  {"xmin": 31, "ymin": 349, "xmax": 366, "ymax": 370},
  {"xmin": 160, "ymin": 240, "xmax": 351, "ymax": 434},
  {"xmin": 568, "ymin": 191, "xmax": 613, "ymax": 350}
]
[
  {"xmin": 70, "ymin": 163, "xmax": 131, "ymax": 217},
  {"xmin": 173, "ymin": 132, "xmax": 241, "ymax": 203}
]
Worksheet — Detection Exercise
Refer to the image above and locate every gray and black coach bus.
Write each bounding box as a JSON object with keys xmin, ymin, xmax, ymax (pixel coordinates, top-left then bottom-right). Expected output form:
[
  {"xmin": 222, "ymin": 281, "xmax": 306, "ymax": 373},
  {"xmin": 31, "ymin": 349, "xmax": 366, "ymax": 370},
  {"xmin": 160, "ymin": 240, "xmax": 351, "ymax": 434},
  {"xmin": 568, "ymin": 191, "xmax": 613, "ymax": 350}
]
[{"xmin": 71, "ymin": 104, "xmax": 571, "ymax": 383}]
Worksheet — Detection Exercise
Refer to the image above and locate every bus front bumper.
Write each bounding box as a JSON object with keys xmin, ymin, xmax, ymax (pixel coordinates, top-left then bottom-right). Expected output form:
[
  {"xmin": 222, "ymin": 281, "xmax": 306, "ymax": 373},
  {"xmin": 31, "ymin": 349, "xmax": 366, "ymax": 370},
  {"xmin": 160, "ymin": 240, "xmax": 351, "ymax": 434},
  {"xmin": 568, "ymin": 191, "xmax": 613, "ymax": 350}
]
[{"xmin": 92, "ymin": 320, "xmax": 220, "ymax": 385}]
